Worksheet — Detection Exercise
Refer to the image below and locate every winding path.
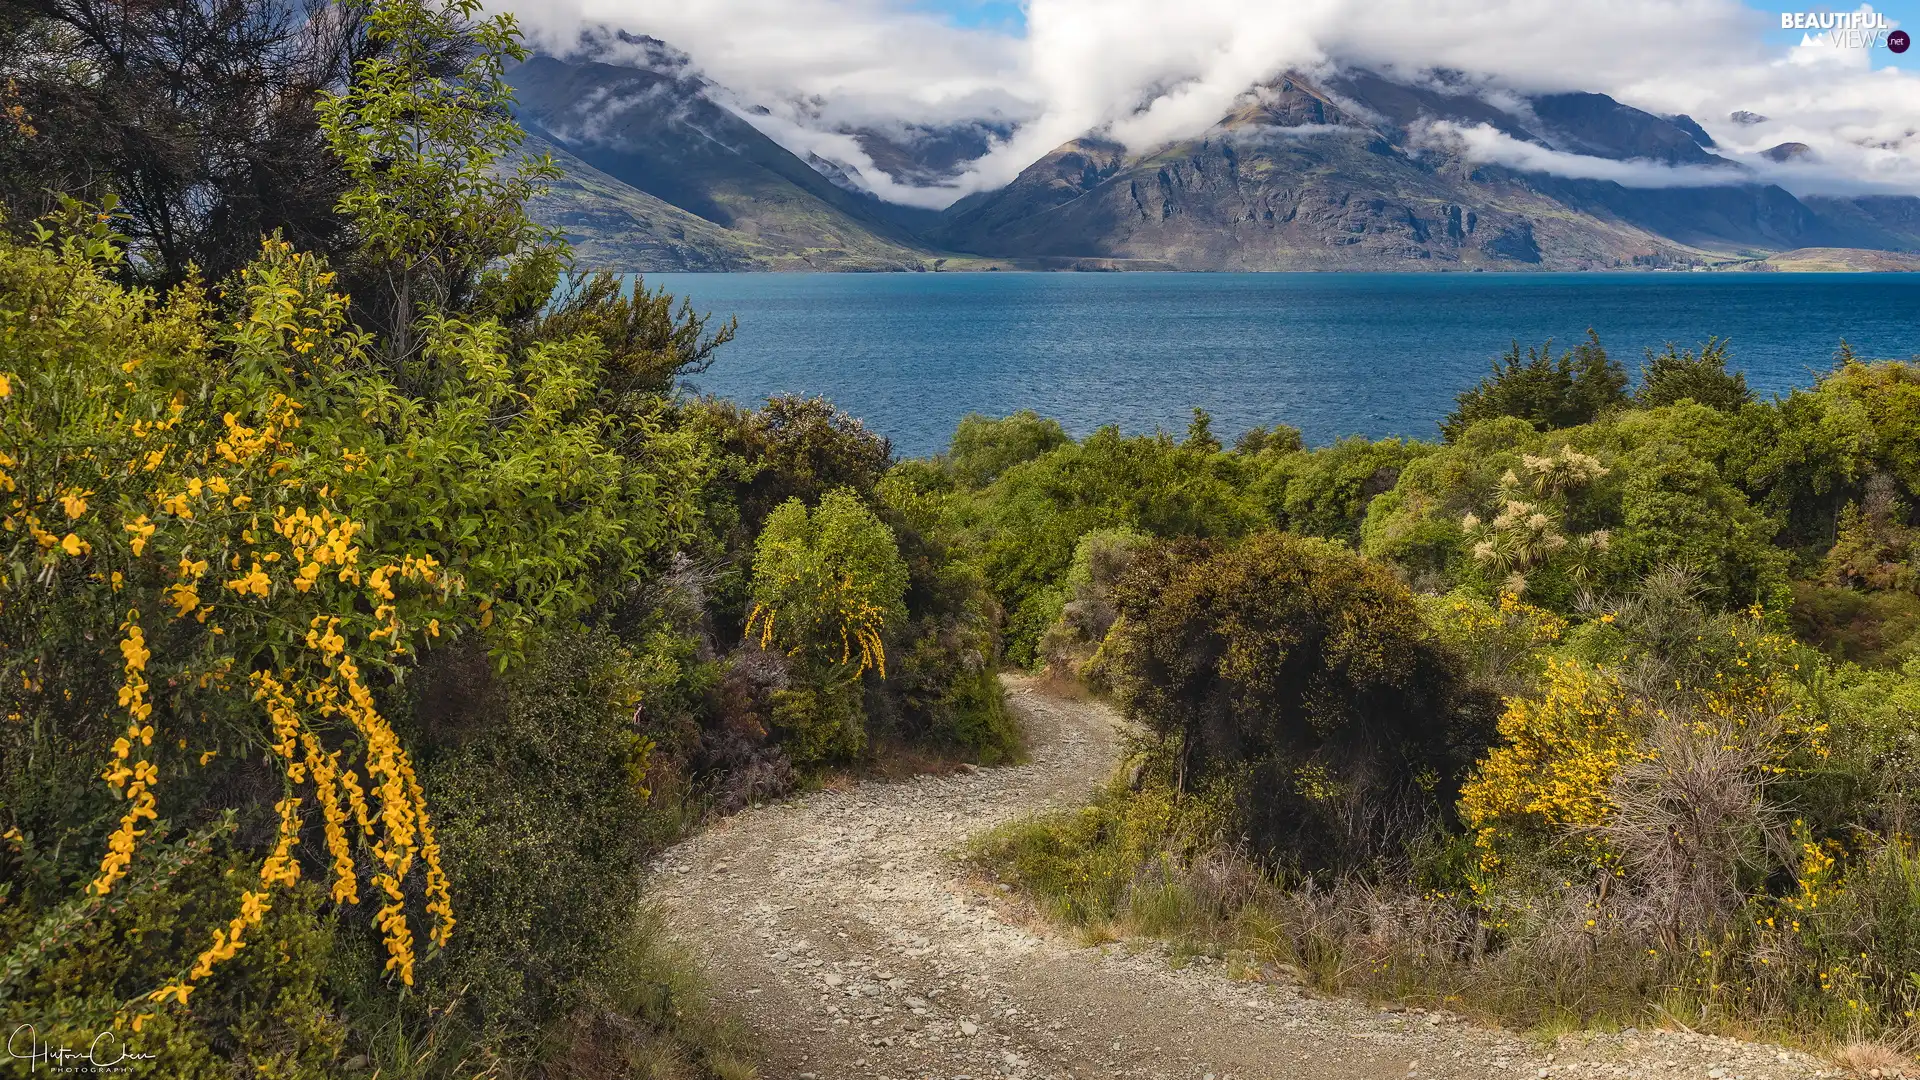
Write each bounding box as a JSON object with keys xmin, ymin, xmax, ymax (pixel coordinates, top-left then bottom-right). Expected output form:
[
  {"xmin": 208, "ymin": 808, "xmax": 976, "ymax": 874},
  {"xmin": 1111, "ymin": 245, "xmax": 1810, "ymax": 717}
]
[{"xmin": 651, "ymin": 676, "xmax": 1833, "ymax": 1080}]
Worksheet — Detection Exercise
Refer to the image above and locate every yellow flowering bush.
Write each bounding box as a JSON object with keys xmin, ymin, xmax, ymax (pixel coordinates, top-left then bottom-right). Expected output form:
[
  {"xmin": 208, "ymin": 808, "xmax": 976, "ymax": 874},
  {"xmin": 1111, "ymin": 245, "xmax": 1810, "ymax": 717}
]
[
  {"xmin": 0, "ymin": 223, "xmax": 445, "ymax": 1017},
  {"xmin": 1460, "ymin": 608, "xmax": 1819, "ymax": 883},
  {"xmin": 0, "ymin": 215, "xmax": 697, "ymax": 1023},
  {"xmin": 1458, "ymin": 659, "xmax": 1646, "ymax": 875},
  {"xmin": 1421, "ymin": 588, "xmax": 1564, "ymax": 696}
]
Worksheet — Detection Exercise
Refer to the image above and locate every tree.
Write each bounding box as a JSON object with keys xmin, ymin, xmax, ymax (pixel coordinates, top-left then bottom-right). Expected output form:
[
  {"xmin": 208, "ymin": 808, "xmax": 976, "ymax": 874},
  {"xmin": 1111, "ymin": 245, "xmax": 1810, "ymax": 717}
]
[
  {"xmin": 1441, "ymin": 330, "xmax": 1628, "ymax": 442},
  {"xmin": 1184, "ymin": 407, "xmax": 1221, "ymax": 452},
  {"xmin": 1108, "ymin": 532, "xmax": 1495, "ymax": 874},
  {"xmin": 315, "ymin": 0, "xmax": 559, "ymax": 365},
  {"xmin": 529, "ymin": 272, "xmax": 736, "ymax": 408},
  {"xmin": 1232, "ymin": 423, "xmax": 1304, "ymax": 456},
  {"xmin": 0, "ymin": 0, "xmax": 389, "ymax": 285},
  {"xmin": 1636, "ymin": 337, "xmax": 1752, "ymax": 412}
]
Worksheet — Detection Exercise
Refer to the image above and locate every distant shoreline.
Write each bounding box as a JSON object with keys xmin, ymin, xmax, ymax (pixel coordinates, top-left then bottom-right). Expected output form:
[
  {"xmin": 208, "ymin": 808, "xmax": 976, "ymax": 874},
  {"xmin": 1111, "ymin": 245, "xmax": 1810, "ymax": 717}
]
[{"xmin": 596, "ymin": 246, "xmax": 1920, "ymax": 275}]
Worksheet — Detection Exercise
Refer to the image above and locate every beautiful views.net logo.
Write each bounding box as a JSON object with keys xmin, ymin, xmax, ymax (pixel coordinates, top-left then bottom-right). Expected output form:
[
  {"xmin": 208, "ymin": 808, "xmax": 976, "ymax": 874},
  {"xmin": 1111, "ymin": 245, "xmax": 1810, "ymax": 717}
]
[{"xmin": 1781, "ymin": 10, "xmax": 1911, "ymax": 52}]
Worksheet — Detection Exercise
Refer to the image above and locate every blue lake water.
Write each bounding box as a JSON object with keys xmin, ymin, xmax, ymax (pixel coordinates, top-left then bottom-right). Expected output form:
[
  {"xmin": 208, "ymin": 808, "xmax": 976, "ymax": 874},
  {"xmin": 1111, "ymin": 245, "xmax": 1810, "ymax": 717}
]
[{"xmin": 644, "ymin": 272, "xmax": 1920, "ymax": 459}]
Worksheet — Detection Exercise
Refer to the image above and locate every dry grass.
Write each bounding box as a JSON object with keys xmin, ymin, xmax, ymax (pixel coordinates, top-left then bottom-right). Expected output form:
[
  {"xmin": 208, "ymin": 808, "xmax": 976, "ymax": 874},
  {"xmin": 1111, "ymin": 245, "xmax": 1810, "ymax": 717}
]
[{"xmin": 1832, "ymin": 1040, "xmax": 1915, "ymax": 1078}]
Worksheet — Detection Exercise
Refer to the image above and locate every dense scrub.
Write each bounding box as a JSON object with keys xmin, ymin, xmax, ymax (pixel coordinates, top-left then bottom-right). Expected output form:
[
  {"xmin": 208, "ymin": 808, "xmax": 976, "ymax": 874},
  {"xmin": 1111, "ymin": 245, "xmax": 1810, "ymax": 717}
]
[
  {"xmin": 932, "ymin": 335, "xmax": 1920, "ymax": 1052},
  {"xmin": 0, "ymin": 1, "xmax": 1009, "ymax": 1076},
  {"xmin": 13, "ymin": 0, "xmax": 1920, "ymax": 1065}
]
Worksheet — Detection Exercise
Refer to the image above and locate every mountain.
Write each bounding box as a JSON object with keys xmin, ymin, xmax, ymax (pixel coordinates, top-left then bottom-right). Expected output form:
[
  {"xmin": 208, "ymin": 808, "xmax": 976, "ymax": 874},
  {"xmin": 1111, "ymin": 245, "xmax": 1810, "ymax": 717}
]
[
  {"xmin": 934, "ymin": 71, "xmax": 1913, "ymax": 270},
  {"xmin": 1800, "ymin": 195, "xmax": 1920, "ymax": 251},
  {"xmin": 507, "ymin": 53, "xmax": 937, "ymax": 270},
  {"xmin": 512, "ymin": 45, "xmax": 1920, "ymax": 272}
]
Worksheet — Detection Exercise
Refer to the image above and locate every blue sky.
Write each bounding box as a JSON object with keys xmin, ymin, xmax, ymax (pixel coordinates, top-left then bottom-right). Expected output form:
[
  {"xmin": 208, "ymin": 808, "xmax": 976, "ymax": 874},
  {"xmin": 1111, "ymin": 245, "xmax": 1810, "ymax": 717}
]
[
  {"xmin": 919, "ymin": 0, "xmax": 1920, "ymax": 70},
  {"xmin": 912, "ymin": 0, "xmax": 1025, "ymax": 31}
]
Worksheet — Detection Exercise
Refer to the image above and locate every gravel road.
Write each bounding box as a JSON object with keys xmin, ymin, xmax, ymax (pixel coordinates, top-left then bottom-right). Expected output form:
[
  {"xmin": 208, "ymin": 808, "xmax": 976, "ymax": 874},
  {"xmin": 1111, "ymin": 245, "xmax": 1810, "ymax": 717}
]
[{"xmin": 650, "ymin": 675, "xmax": 1841, "ymax": 1080}]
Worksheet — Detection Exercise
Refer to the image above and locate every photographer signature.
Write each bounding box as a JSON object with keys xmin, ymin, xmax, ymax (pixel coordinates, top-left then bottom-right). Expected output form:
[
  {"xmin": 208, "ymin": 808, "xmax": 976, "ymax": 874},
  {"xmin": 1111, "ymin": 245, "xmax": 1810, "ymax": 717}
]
[{"xmin": 7, "ymin": 1025, "xmax": 158, "ymax": 1074}]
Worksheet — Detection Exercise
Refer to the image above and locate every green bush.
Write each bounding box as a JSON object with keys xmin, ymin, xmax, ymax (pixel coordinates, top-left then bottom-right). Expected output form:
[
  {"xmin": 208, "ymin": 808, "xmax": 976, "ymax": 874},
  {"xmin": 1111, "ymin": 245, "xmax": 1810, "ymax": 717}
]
[
  {"xmin": 1036, "ymin": 528, "xmax": 1147, "ymax": 687},
  {"xmin": 406, "ymin": 633, "xmax": 680, "ymax": 1043},
  {"xmin": 744, "ymin": 488, "xmax": 909, "ymax": 765},
  {"xmin": 1108, "ymin": 532, "xmax": 1497, "ymax": 875},
  {"xmin": 1, "ymin": 821, "xmax": 347, "ymax": 1079},
  {"xmin": 1636, "ymin": 338, "xmax": 1752, "ymax": 411},
  {"xmin": 962, "ymin": 426, "xmax": 1261, "ymax": 664},
  {"xmin": 1246, "ymin": 436, "xmax": 1431, "ymax": 544},
  {"xmin": 971, "ymin": 779, "xmax": 1233, "ymax": 928},
  {"xmin": 1441, "ymin": 331, "xmax": 1627, "ymax": 441},
  {"xmin": 947, "ymin": 410, "xmax": 1070, "ymax": 488}
]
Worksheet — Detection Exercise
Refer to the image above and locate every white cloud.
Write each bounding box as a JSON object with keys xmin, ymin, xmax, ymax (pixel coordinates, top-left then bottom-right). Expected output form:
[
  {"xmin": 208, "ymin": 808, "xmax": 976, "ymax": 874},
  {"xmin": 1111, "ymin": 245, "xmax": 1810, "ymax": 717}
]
[
  {"xmin": 497, "ymin": 0, "xmax": 1920, "ymax": 205},
  {"xmin": 1412, "ymin": 120, "xmax": 1753, "ymax": 188},
  {"xmin": 716, "ymin": 102, "xmax": 975, "ymax": 208}
]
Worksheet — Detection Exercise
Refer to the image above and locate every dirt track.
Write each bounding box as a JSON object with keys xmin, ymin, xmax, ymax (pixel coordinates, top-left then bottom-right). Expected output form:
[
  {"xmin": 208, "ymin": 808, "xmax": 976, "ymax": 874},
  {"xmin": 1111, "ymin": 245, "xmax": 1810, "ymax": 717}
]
[{"xmin": 651, "ymin": 675, "xmax": 1836, "ymax": 1080}]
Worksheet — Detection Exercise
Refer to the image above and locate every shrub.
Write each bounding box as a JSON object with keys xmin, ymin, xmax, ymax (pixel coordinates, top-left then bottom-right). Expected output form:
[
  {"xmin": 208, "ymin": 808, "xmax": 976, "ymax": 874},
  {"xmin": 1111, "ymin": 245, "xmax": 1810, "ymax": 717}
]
[
  {"xmin": 1457, "ymin": 659, "xmax": 1646, "ymax": 877},
  {"xmin": 745, "ymin": 488, "xmax": 908, "ymax": 763},
  {"xmin": 410, "ymin": 632, "xmax": 678, "ymax": 1042},
  {"xmin": 0, "ymin": 0, "xmax": 733, "ymax": 1063},
  {"xmin": 1247, "ymin": 437, "xmax": 1431, "ymax": 544},
  {"xmin": 692, "ymin": 395, "xmax": 895, "ymax": 538},
  {"xmin": 0, "ymin": 820, "xmax": 347, "ymax": 1078},
  {"xmin": 965, "ymin": 426, "xmax": 1261, "ymax": 664},
  {"xmin": 1036, "ymin": 527, "xmax": 1146, "ymax": 686},
  {"xmin": 747, "ymin": 489, "xmax": 909, "ymax": 680},
  {"xmin": 970, "ymin": 778, "xmax": 1234, "ymax": 927},
  {"xmin": 1108, "ymin": 532, "xmax": 1496, "ymax": 875},
  {"xmin": 947, "ymin": 410, "xmax": 1070, "ymax": 488},
  {"xmin": 1417, "ymin": 590, "xmax": 1565, "ymax": 699},
  {"xmin": 1230, "ymin": 423, "xmax": 1304, "ymax": 456}
]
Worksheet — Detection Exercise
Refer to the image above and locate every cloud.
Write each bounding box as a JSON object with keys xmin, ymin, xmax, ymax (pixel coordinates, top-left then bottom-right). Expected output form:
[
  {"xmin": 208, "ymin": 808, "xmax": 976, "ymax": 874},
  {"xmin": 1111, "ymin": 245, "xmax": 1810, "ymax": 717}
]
[
  {"xmin": 718, "ymin": 104, "xmax": 976, "ymax": 208},
  {"xmin": 1412, "ymin": 120, "xmax": 1754, "ymax": 188},
  {"xmin": 498, "ymin": 0, "xmax": 1920, "ymax": 205}
]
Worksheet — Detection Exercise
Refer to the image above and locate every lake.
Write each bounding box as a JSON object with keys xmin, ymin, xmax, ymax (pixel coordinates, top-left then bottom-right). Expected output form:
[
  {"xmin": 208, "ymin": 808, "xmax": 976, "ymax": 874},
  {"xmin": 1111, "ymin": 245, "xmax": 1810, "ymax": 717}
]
[{"xmin": 643, "ymin": 272, "xmax": 1920, "ymax": 459}]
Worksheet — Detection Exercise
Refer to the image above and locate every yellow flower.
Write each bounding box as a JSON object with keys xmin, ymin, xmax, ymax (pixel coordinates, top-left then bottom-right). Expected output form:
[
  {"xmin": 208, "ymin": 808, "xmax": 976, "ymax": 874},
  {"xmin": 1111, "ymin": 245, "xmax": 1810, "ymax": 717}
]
[
  {"xmin": 224, "ymin": 564, "xmax": 271, "ymax": 598},
  {"xmin": 166, "ymin": 582, "xmax": 199, "ymax": 618},
  {"xmin": 124, "ymin": 515, "xmax": 155, "ymax": 556}
]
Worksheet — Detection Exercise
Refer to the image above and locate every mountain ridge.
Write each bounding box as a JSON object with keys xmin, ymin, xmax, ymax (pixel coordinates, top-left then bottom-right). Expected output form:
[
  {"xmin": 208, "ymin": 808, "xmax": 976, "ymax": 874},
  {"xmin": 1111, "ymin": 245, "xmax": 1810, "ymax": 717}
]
[{"xmin": 510, "ymin": 49, "xmax": 1920, "ymax": 272}]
